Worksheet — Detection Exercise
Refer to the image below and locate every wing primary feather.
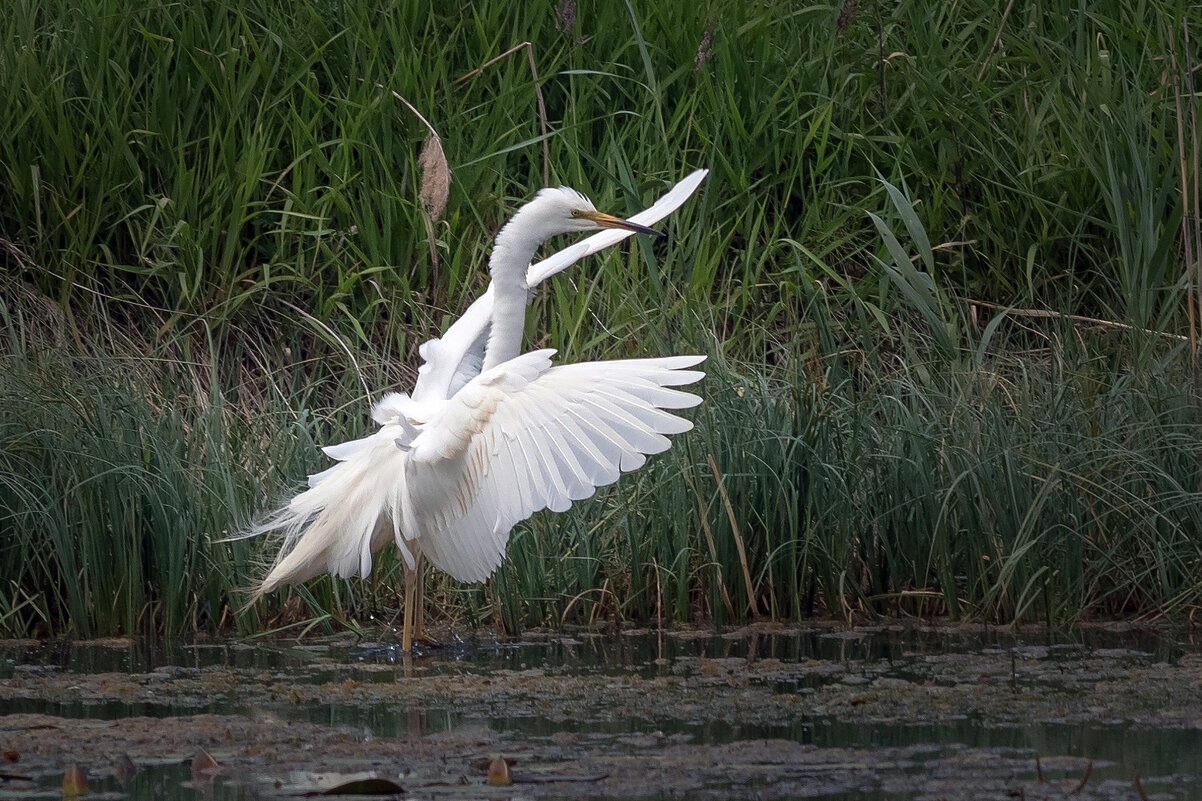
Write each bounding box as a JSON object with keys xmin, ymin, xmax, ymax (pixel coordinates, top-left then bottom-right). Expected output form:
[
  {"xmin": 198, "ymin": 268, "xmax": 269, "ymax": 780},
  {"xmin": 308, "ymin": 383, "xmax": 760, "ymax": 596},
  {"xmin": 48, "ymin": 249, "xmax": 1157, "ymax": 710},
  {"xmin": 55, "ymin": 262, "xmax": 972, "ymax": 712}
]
[
  {"xmin": 562, "ymin": 408, "xmax": 632, "ymax": 483},
  {"xmin": 577, "ymin": 395, "xmax": 671, "ymax": 454},
  {"xmin": 591, "ymin": 387, "xmax": 696, "ymax": 435},
  {"xmin": 596, "ymin": 381, "xmax": 703, "ymax": 411},
  {"xmin": 558, "ymin": 415, "xmax": 623, "ymax": 485},
  {"xmin": 516, "ymin": 426, "xmax": 573, "ymax": 512},
  {"xmin": 540, "ymin": 424, "xmax": 595, "ymax": 501}
]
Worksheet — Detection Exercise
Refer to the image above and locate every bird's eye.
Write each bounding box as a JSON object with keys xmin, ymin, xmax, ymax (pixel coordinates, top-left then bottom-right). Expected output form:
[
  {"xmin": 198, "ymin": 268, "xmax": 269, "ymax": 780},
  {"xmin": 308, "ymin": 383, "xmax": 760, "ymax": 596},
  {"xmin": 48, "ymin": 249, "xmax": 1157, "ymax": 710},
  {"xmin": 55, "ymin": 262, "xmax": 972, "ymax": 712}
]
[{"xmin": 569, "ymin": 209, "xmax": 587, "ymax": 219}]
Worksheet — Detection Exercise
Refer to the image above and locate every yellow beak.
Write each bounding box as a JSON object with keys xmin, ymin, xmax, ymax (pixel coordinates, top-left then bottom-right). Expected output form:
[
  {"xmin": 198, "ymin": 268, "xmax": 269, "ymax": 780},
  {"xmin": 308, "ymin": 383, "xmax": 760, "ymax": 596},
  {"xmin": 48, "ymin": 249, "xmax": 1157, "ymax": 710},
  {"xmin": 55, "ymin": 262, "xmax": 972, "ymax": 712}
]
[{"xmin": 576, "ymin": 210, "xmax": 667, "ymax": 238}]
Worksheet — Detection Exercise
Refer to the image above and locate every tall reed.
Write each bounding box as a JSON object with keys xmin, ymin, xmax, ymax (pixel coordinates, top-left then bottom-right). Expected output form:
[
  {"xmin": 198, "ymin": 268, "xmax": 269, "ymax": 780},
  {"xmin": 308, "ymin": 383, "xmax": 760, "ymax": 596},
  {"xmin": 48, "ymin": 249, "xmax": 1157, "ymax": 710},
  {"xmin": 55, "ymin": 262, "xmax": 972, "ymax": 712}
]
[{"xmin": 2, "ymin": 0, "xmax": 1200, "ymax": 636}]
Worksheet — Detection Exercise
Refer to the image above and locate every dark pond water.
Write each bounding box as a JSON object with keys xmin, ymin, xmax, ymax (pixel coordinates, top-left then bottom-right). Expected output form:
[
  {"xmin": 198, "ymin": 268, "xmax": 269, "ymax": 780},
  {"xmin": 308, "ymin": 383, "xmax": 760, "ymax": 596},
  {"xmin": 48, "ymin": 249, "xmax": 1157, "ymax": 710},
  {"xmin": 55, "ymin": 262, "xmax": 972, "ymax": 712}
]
[{"xmin": 2, "ymin": 624, "xmax": 1199, "ymax": 800}]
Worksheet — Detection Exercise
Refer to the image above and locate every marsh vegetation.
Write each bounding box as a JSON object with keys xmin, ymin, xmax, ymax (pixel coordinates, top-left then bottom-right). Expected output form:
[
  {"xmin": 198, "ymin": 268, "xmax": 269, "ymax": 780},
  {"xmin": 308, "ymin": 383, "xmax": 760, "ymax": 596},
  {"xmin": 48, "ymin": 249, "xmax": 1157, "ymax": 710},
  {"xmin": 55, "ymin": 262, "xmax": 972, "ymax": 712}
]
[{"xmin": 1, "ymin": 0, "xmax": 1201, "ymax": 637}]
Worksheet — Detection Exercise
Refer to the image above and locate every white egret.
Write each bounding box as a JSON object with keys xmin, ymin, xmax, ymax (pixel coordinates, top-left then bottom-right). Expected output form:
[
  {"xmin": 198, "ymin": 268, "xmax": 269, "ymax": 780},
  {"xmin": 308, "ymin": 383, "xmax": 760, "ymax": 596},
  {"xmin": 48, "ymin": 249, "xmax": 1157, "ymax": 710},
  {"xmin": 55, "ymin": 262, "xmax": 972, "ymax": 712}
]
[{"xmin": 252, "ymin": 171, "xmax": 708, "ymax": 650}]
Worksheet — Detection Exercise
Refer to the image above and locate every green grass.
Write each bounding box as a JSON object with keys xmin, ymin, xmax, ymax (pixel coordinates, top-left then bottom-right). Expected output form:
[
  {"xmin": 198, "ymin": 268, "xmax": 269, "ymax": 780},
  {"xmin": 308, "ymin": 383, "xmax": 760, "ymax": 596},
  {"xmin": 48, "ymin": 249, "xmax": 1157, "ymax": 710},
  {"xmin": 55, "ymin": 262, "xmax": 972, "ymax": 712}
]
[
  {"xmin": 1, "ymin": 0, "xmax": 1200, "ymax": 636},
  {"xmin": 5, "ymin": 0, "xmax": 1196, "ymax": 348}
]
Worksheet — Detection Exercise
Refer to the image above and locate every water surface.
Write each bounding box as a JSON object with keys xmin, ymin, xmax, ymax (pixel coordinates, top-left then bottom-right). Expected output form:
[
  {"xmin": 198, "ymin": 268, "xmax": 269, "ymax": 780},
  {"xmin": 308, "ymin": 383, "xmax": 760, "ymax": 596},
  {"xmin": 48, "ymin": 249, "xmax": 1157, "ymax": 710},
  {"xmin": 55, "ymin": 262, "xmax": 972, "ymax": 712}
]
[{"xmin": 2, "ymin": 623, "xmax": 1198, "ymax": 800}]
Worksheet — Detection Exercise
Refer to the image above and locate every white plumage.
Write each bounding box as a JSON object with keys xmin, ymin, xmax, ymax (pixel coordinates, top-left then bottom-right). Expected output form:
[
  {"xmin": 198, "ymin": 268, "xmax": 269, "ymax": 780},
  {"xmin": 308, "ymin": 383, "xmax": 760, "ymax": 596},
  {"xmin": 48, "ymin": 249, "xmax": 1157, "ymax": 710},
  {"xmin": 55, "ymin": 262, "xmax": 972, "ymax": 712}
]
[
  {"xmin": 252, "ymin": 171, "xmax": 708, "ymax": 636},
  {"xmin": 403, "ymin": 350, "xmax": 705, "ymax": 582}
]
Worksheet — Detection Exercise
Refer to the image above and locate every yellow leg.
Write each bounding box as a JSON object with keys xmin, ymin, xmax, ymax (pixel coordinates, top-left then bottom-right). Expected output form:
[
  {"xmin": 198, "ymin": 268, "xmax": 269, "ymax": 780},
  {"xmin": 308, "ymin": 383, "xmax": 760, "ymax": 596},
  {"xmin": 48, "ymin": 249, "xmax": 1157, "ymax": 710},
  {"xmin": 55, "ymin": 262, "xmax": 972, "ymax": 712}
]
[
  {"xmin": 413, "ymin": 553, "xmax": 427, "ymax": 642},
  {"xmin": 402, "ymin": 561, "xmax": 417, "ymax": 654}
]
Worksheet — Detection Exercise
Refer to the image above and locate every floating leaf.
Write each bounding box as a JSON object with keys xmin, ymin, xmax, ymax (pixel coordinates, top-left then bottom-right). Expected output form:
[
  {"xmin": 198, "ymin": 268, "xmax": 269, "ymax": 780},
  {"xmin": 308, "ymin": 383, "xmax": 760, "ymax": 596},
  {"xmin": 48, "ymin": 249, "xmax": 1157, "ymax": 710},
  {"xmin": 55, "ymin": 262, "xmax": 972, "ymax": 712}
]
[
  {"xmin": 320, "ymin": 777, "xmax": 405, "ymax": 795},
  {"xmin": 486, "ymin": 756, "xmax": 512, "ymax": 787},
  {"xmin": 192, "ymin": 748, "xmax": 219, "ymax": 772},
  {"xmin": 191, "ymin": 747, "xmax": 221, "ymax": 785},
  {"xmin": 62, "ymin": 764, "xmax": 88, "ymax": 796},
  {"xmin": 114, "ymin": 754, "xmax": 138, "ymax": 787}
]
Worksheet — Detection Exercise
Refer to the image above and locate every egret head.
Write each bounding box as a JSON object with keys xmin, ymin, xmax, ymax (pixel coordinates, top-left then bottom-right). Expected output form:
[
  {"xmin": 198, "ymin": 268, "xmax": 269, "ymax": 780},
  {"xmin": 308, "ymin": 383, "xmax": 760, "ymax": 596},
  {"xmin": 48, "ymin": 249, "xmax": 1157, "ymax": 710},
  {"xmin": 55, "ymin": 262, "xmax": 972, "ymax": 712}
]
[{"xmin": 514, "ymin": 186, "xmax": 667, "ymax": 240}]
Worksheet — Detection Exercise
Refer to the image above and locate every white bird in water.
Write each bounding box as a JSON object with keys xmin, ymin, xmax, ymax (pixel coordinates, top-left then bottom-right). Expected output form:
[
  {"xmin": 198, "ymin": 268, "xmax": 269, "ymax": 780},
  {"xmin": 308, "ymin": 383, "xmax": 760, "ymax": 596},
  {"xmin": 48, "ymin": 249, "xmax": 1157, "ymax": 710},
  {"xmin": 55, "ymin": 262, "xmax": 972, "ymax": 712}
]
[{"xmin": 252, "ymin": 171, "xmax": 708, "ymax": 650}]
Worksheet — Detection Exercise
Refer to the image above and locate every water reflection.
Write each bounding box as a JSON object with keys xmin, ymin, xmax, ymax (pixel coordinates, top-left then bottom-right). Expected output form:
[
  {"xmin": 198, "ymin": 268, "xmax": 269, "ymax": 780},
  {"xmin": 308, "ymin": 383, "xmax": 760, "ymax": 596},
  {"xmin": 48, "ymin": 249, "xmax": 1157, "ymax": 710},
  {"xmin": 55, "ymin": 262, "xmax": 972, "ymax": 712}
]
[{"xmin": 3, "ymin": 624, "xmax": 1199, "ymax": 800}]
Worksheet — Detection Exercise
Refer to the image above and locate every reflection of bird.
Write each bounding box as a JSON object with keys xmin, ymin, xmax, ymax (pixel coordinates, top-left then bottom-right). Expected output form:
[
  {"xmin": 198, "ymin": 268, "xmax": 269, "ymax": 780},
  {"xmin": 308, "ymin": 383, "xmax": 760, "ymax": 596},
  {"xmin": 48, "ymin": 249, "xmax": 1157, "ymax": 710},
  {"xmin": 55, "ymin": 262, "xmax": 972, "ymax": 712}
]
[{"xmin": 253, "ymin": 172, "xmax": 708, "ymax": 650}]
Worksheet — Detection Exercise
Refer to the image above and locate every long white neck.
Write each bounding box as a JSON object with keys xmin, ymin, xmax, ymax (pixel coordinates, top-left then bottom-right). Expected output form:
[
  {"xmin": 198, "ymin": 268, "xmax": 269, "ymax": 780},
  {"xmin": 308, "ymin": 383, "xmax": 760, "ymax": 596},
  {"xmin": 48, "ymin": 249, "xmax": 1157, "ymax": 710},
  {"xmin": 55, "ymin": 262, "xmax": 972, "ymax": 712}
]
[{"xmin": 480, "ymin": 208, "xmax": 547, "ymax": 372}]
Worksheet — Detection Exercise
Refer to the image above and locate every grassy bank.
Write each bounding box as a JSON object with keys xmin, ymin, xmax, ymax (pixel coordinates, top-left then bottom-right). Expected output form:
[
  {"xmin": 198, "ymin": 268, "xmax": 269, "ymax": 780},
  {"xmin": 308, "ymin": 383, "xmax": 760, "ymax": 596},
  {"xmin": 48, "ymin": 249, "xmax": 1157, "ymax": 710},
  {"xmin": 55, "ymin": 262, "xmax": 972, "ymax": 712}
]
[
  {"xmin": 1, "ymin": 0, "xmax": 1200, "ymax": 636},
  {"xmin": 5, "ymin": 287, "xmax": 1201, "ymax": 637}
]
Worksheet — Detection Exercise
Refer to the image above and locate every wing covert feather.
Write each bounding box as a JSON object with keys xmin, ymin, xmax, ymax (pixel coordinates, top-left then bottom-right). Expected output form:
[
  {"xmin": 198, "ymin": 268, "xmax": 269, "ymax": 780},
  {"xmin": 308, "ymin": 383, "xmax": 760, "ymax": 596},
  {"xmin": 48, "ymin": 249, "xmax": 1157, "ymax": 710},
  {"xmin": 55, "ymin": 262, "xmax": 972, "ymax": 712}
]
[{"xmin": 404, "ymin": 351, "xmax": 705, "ymax": 582}]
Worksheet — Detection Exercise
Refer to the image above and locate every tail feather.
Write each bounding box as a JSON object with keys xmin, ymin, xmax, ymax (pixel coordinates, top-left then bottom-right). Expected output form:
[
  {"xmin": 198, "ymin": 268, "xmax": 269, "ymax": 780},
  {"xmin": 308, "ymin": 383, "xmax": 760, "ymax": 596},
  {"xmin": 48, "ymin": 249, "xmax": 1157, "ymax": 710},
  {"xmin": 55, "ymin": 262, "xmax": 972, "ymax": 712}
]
[{"xmin": 251, "ymin": 426, "xmax": 412, "ymax": 603}]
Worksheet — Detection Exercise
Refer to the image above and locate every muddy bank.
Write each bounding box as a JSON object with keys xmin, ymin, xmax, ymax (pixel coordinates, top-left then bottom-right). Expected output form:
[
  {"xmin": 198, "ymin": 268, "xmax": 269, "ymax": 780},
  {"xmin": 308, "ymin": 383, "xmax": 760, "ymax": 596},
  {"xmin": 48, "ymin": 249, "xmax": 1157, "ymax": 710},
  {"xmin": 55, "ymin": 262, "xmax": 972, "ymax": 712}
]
[
  {"xmin": 1, "ymin": 622, "xmax": 1199, "ymax": 800},
  {"xmin": 0, "ymin": 713, "xmax": 1143, "ymax": 800}
]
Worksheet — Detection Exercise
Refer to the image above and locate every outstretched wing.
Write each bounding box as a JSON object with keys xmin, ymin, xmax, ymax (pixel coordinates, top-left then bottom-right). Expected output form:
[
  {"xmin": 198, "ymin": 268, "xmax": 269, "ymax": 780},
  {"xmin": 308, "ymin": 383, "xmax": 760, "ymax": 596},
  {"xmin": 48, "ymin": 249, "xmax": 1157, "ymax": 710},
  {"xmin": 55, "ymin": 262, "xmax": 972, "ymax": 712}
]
[{"xmin": 402, "ymin": 349, "xmax": 705, "ymax": 582}]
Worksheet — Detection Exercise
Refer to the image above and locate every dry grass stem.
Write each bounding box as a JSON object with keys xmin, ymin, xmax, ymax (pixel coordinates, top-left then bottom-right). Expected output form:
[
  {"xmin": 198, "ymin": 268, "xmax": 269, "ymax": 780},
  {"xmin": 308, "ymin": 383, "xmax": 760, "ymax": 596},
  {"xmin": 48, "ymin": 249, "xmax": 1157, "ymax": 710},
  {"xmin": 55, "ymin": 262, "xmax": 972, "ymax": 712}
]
[
  {"xmin": 966, "ymin": 298, "xmax": 1190, "ymax": 341},
  {"xmin": 708, "ymin": 453, "xmax": 759, "ymax": 619},
  {"xmin": 977, "ymin": 0, "xmax": 1017, "ymax": 81},
  {"xmin": 455, "ymin": 42, "xmax": 551, "ymax": 186},
  {"xmin": 682, "ymin": 469, "xmax": 736, "ymax": 620},
  {"xmin": 277, "ymin": 299, "xmax": 370, "ymax": 399},
  {"xmin": 1066, "ymin": 759, "xmax": 1092, "ymax": 795},
  {"xmin": 1170, "ymin": 25, "xmax": 1200, "ymax": 390}
]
